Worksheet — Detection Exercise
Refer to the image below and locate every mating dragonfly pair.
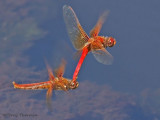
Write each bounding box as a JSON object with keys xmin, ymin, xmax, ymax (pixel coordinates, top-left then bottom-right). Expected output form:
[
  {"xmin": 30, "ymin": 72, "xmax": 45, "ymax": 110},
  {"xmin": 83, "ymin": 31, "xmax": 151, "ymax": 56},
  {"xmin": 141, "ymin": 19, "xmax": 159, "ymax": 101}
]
[{"xmin": 13, "ymin": 5, "xmax": 116, "ymax": 108}]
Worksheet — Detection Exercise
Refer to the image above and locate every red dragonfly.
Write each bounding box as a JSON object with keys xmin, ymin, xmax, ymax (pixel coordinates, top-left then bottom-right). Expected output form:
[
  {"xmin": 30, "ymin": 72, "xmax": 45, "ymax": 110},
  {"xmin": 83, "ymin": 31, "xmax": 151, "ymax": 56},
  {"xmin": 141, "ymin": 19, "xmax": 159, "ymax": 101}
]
[
  {"xmin": 63, "ymin": 5, "xmax": 116, "ymax": 83},
  {"xmin": 13, "ymin": 59, "xmax": 79, "ymax": 109}
]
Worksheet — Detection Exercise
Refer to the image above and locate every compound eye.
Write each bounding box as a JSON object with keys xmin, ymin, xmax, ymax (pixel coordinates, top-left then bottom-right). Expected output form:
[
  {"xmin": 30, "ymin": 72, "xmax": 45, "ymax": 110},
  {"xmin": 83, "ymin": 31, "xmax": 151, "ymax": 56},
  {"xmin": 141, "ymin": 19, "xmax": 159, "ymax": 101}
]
[
  {"xmin": 70, "ymin": 81, "xmax": 79, "ymax": 89},
  {"xmin": 108, "ymin": 37, "xmax": 116, "ymax": 47}
]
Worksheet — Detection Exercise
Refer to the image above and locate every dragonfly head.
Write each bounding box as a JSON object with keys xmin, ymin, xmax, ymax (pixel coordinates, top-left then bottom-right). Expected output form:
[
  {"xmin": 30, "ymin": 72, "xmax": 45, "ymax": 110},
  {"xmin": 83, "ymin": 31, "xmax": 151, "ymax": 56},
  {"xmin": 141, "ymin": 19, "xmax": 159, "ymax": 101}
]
[
  {"xmin": 69, "ymin": 81, "xmax": 79, "ymax": 89},
  {"xmin": 104, "ymin": 36, "xmax": 116, "ymax": 47}
]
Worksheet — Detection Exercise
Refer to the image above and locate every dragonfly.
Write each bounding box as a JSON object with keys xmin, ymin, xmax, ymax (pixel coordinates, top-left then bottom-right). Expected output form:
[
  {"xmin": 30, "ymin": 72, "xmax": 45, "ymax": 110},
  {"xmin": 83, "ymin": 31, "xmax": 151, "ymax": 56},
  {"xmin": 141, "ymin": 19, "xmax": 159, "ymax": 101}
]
[
  {"xmin": 13, "ymin": 59, "xmax": 79, "ymax": 110},
  {"xmin": 63, "ymin": 5, "xmax": 116, "ymax": 83}
]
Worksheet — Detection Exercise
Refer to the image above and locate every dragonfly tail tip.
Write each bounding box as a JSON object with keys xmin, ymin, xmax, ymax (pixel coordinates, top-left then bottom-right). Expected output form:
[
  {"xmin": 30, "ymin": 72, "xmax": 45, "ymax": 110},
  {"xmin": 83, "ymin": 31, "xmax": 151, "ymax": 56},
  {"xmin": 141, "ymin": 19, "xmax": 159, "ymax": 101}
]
[{"xmin": 12, "ymin": 81, "xmax": 17, "ymax": 89}]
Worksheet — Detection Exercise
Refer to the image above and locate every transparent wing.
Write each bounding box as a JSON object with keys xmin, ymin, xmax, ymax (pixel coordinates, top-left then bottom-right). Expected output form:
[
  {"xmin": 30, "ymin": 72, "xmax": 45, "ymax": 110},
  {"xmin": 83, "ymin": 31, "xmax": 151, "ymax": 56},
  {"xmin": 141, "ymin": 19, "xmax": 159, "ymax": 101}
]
[
  {"xmin": 92, "ymin": 48, "xmax": 113, "ymax": 65},
  {"xmin": 54, "ymin": 59, "xmax": 66, "ymax": 78},
  {"xmin": 46, "ymin": 85, "xmax": 53, "ymax": 111},
  {"xmin": 73, "ymin": 50, "xmax": 82, "ymax": 61},
  {"xmin": 63, "ymin": 5, "xmax": 89, "ymax": 50},
  {"xmin": 90, "ymin": 11, "xmax": 109, "ymax": 37},
  {"xmin": 44, "ymin": 59, "xmax": 55, "ymax": 81}
]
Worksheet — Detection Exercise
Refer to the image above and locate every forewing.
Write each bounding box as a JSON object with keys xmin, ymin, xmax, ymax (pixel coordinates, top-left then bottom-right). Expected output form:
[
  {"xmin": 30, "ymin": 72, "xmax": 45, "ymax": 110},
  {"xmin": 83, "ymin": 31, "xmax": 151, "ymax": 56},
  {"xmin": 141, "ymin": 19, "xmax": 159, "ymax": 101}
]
[
  {"xmin": 90, "ymin": 11, "xmax": 109, "ymax": 37},
  {"xmin": 45, "ymin": 60, "xmax": 55, "ymax": 81},
  {"xmin": 54, "ymin": 59, "xmax": 66, "ymax": 78},
  {"xmin": 63, "ymin": 5, "xmax": 89, "ymax": 50},
  {"xmin": 92, "ymin": 48, "xmax": 113, "ymax": 65}
]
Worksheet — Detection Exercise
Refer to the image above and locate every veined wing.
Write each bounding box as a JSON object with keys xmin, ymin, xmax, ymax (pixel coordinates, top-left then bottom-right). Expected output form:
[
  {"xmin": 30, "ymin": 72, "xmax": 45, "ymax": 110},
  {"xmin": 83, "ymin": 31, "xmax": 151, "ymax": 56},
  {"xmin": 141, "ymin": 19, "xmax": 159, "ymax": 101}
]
[
  {"xmin": 45, "ymin": 60, "xmax": 55, "ymax": 81},
  {"xmin": 54, "ymin": 59, "xmax": 66, "ymax": 78},
  {"xmin": 90, "ymin": 11, "xmax": 109, "ymax": 37},
  {"xmin": 92, "ymin": 48, "xmax": 113, "ymax": 65},
  {"xmin": 46, "ymin": 84, "xmax": 53, "ymax": 111},
  {"xmin": 63, "ymin": 5, "xmax": 89, "ymax": 50}
]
